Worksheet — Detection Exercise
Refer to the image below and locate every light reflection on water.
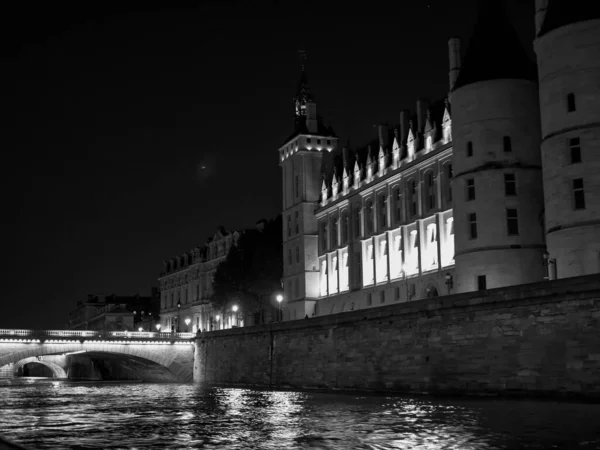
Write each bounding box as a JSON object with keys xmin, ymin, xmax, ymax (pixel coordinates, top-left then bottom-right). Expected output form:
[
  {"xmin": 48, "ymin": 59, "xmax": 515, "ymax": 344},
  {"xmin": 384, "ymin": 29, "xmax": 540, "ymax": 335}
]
[{"xmin": 0, "ymin": 381, "xmax": 599, "ymax": 449}]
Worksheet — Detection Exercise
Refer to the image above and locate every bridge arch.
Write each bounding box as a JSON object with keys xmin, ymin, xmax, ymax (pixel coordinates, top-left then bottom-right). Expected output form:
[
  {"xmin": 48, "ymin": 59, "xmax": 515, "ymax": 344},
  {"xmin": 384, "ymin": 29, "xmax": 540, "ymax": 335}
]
[
  {"xmin": 0, "ymin": 341, "xmax": 194, "ymax": 382},
  {"xmin": 12, "ymin": 357, "xmax": 67, "ymax": 378}
]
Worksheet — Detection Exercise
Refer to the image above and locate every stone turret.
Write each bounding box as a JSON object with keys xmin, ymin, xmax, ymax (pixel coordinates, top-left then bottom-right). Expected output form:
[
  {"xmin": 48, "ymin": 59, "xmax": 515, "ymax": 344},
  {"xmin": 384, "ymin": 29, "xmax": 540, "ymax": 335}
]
[
  {"xmin": 534, "ymin": 0, "xmax": 600, "ymax": 279},
  {"xmin": 450, "ymin": 1, "xmax": 546, "ymax": 293}
]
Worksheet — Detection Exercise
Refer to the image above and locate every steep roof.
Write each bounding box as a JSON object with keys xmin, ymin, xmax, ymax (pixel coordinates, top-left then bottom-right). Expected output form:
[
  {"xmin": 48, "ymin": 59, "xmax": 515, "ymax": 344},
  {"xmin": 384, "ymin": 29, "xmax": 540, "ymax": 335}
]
[
  {"xmin": 538, "ymin": 0, "xmax": 600, "ymax": 37},
  {"xmin": 452, "ymin": 1, "xmax": 537, "ymax": 91}
]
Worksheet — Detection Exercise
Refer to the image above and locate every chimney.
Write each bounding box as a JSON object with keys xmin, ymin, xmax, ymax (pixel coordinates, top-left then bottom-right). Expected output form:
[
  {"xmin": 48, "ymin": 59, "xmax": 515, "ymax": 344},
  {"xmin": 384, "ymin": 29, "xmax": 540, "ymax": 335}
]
[
  {"xmin": 416, "ymin": 99, "xmax": 429, "ymax": 132},
  {"xmin": 399, "ymin": 110, "xmax": 410, "ymax": 143},
  {"xmin": 378, "ymin": 124, "xmax": 388, "ymax": 149},
  {"xmin": 534, "ymin": 0, "xmax": 548, "ymax": 36},
  {"xmin": 306, "ymin": 102, "xmax": 318, "ymax": 133},
  {"xmin": 448, "ymin": 37, "xmax": 461, "ymax": 91}
]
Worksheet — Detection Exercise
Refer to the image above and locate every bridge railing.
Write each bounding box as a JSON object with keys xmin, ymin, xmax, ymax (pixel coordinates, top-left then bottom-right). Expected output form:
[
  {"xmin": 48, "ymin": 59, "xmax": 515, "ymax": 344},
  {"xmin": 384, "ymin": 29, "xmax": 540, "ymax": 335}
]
[{"xmin": 0, "ymin": 329, "xmax": 195, "ymax": 340}]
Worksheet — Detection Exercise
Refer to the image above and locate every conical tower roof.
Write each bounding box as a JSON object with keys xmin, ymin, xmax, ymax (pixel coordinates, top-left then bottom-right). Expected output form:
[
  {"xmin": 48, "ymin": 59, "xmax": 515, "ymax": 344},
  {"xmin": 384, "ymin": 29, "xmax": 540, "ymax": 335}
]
[
  {"xmin": 538, "ymin": 0, "xmax": 600, "ymax": 37},
  {"xmin": 452, "ymin": 1, "xmax": 537, "ymax": 91}
]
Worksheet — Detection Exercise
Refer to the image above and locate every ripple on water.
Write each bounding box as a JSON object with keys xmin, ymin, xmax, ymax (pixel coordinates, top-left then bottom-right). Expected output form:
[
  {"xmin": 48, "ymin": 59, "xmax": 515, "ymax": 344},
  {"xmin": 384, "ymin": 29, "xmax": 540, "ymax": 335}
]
[{"xmin": 1, "ymin": 382, "xmax": 600, "ymax": 449}]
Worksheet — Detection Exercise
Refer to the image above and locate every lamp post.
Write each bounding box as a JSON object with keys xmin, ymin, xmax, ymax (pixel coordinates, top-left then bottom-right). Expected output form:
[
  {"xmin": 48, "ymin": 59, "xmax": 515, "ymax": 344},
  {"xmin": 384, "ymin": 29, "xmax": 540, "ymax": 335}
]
[
  {"xmin": 232, "ymin": 305, "xmax": 238, "ymax": 327},
  {"xmin": 276, "ymin": 294, "xmax": 283, "ymax": 322},
  {"xmin": 185, "ymin": 317, "xmax": 191, "ymax": 332},
  {"xmin": 155, "ymin": 323, "xmax": 161, "ymax": 334},
  {"xmin": 543, "ymin": 251, "xmax": 557, "ymax": 280},
  {"xmin": 445, "ymin": 273, "xmax": 453, "ymax": 295},
  {"xmin": 215, "ymin": 314, "xmax": 220, "ymax": 330},
  {"xmin": 177, "ymin": 300, "xmax": 181, "ymax": 332}
]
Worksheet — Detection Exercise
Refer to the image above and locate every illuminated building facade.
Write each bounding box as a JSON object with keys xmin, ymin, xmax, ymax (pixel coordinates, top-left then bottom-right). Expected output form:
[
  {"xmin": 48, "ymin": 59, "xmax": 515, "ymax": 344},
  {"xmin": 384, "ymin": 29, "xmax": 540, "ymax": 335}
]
[
  {"xmin": 158, "ymin": 228, "xmax": 240, "ymax": 333},
  {"xmin": 278, "ymin": 1, "xmax": 600, "ymax": 320}
]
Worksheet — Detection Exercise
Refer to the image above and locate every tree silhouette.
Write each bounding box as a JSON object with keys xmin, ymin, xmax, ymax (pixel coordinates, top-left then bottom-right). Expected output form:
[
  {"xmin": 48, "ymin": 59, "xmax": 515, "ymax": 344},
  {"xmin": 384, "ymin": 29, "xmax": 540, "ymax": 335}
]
[{"xmin": 212, "ymin": 216, "xmax": 282, "ymax": 323}]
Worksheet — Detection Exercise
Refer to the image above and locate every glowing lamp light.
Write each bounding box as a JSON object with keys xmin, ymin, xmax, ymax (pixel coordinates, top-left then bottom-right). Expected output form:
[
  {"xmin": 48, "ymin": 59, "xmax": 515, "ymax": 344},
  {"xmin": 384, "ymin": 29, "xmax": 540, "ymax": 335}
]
[
  {"xmin": 216, "ymin": 315, "xmax": 220, "ymax": 321},
  {"xmin": 138, "ymin": 327, "xmax": 143, "ymax": 332},
  {"xmin": 276, "ymin": 295, "xmax": 283, "ymax": 303},
  {"xmin": 232, "ymin": 305, "xmax": 238, "ymax": 312},
  {"xmin": 156, "ymin": 324, "xmax": 161, "ymax": 331},
  {"xmin": 185, "ymin": 318, "xmax": 191, "ymax": 326}
]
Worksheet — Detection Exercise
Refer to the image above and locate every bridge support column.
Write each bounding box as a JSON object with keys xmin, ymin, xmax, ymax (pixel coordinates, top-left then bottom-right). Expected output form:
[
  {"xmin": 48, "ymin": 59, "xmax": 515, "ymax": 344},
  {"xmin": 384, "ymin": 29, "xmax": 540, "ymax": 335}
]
[{"xmin": 193, "ymin": 337, "xmax": 204, "ymax": 383}]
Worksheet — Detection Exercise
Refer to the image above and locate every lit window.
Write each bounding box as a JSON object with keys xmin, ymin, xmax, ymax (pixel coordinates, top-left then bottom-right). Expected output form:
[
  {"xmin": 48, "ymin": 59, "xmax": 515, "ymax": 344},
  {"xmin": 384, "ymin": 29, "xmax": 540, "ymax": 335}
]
[{"xmin": 573, "ymin": 178, "xmax": 585, "ymax": 210}]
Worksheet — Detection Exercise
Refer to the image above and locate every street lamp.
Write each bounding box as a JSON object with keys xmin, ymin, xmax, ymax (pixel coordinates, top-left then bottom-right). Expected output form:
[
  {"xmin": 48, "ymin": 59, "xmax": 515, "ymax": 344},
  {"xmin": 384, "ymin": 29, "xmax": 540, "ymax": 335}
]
[
  {"xmin": 185, "ymin": 317, "xmax": 191, "ymax": 332},
  {"xmin": 177, "ymin": 300, "xmax": 181, "ymax": 332},
  {"xmin": 445, "ymin": 273, "xmax": 453, "ymax": 294},
  {"xmin": 215, "ymin": 314, "xmax": 220, "ymax": 330},
  {"xmin": 276, "ymin": 294, "xmax": 283, "ymax": 322},
  {"xmin": 138, "ymin": 327, "xmax": 143, "ymax": 332},
  {"xmin": 232, "ymin": 305, "xmax": 238, "ymax": 327},
  {"xmin": 156, "ymin": 323, "xmax": 161, "ymax": 333}
]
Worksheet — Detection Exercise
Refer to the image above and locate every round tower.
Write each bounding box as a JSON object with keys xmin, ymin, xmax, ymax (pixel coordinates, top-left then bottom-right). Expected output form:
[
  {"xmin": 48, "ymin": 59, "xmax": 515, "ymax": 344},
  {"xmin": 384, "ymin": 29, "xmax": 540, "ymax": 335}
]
[
  {"xmin": 450, "ymin": 3, "xmax": 546, "ymax": 293},
  {"xmin": 534, "ymin": 0, "xmax": 600, "ymax": 278}
]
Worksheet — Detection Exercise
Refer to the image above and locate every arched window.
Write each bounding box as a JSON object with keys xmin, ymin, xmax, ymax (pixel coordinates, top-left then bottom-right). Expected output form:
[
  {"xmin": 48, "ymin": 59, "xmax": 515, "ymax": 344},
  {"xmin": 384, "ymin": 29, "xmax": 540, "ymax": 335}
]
[
  {"xmin": 353, "ymin": 203, "xmax": 361, "ymax": 238},
  {"xmin": 377, "ymin": 193, "xmax": 387, "ymax": 230},
  {"xmin": 319, "ymin": 220, "xmax": 329, "ymax": 252},
  {"xmin": 365, "ymin": 199, "xmax": 374, "ymax": 235},
  {"xmin": 424, "ymin": 171, "xmax": 435, "ymax": 211},
  {"xmin": 340, "ymin": 210, "xmax": 349, "ymax": 245},
  {"xmin": 392, "ymin": 186, "xmax": 402, "ymax": 223},
  {"xmin": 407, "ymin": 179, "xmax": 417, "ymax": 218},
  {"xmin": 443, "ymin": 163, "xmax": 453, "ymax": 206},
  {"xmin": 331, "ymin": 213, "xmax": 339, "ymax": 248}
]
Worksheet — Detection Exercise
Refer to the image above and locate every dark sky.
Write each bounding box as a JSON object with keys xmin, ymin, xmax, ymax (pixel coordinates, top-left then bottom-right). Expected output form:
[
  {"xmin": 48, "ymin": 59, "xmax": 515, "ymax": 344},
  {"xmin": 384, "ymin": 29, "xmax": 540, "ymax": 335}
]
[{"xmin": 1, "ymin": 0, "xmax": 536, "ymax": 329}]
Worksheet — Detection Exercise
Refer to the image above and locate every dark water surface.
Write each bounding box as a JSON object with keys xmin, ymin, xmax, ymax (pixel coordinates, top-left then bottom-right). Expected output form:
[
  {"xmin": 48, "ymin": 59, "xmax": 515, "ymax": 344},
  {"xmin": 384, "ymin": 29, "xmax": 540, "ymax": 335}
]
[{"xmin": 1, "ymin": 380, "xmax": 599, "ymax": 449}]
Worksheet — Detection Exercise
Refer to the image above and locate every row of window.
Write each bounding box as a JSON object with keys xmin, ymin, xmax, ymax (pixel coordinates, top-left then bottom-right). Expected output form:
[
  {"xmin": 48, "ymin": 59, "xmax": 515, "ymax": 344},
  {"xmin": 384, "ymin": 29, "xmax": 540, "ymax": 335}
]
[
  {"xmin": 286, "ymin": 210, "xmax": 300, "ymax": 238},
  {"xmin": 465, "ymin": 173, "xmax": 517, "ymax": 201},
  {"xmin": 466, "ymin": 136, "xmax": 512, "ymax": 157},
  {"xmin": 319, "ymin": 165, "xmax": 453, "ymax": 253},
  {"xmin": 466, "ymin": 209, "xmax": 519, "ymax": 239}
]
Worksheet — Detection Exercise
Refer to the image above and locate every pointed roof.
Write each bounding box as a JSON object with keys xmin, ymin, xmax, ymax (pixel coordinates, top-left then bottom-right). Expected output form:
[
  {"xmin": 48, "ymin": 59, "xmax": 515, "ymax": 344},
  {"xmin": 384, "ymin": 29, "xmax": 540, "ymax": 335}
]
[
  {"xmin": 452, "ymin": 1, "xmax": 537, "ymax": 91},
  {"xmin": 538, "ymin": 0, "xmax": 600, "ymax": 37},
  {"xmin": 295, "ymin": 65, "xmax": 314, "ymax": 105}
]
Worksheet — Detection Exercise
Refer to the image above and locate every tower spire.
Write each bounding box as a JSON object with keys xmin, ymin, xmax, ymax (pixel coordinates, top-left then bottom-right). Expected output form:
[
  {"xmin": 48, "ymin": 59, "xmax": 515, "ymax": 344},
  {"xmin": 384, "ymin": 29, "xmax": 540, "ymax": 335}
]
[{"xmin": 294, "ymin": 50, "xmax": 314, "ymax": 131}]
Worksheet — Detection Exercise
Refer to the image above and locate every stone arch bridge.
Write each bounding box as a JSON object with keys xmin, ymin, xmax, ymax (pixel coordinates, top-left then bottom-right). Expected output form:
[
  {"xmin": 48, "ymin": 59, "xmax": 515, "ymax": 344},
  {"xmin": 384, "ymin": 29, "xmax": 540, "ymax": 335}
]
[{"xmin": 0, "ymin": 329, "xmax": 196, "ymax": 382}]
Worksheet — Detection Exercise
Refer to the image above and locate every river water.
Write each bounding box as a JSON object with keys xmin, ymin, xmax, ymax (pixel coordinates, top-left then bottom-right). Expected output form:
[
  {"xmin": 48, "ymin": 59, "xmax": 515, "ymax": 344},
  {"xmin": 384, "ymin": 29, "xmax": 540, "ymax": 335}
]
[{"xmin": 1, "ymin": 380, "xmax": 599, "ymax": 449}]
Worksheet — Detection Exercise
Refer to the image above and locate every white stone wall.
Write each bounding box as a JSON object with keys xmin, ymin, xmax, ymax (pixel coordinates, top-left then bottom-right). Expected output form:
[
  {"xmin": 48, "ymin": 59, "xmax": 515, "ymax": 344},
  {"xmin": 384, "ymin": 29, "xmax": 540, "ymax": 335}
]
[
  {"xmin": 451, "ymin": 79, "xmax": 546, "ymax": 293},
  {"xmin": 535, "ymin": 19, "xmax": 600, "ymax": 278}
]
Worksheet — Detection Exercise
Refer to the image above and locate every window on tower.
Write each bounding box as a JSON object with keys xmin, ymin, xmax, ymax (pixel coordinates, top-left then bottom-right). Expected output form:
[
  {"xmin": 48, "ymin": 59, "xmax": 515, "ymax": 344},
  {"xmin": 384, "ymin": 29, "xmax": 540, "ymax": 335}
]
[
  {"xmin": 468, "ymin": 213, "xmax": 478, "ymax": 239},
  {"xmin": 504, "ymin": 173, "xmax": 516, "ymax": 196},
  {"xmin": 287, "ymin": 216, "xmax": 291, "ymax": 238},
  {"xmin": 467, "ymin": 141, "xmax": 473, "ymax": 157},
  {"xmin": 319, "ymin": 220, "xmax": 329, "ymax": 252},
  {"xmin": 567, "ymin": 93, "xmax": 576, "ymax": 112},
  {"xmin": 569, "ymin": 137, "xmax": 581, "ymax": 164},
  {"xmin": 573, "ymin": 178, "xmax": 586, "ymax": 210},
  {"xmin": 506, "ymin": 209, "xmax": 519, "ymax": 236},
  {"xmin": 295, "ymin": 211, "xmax": 299, "ymax": 233},
  {"xmin": 503, "ymin": 136, "xmax": 512, "ymax": 153},
  {"xmin": 296, "ymin": 246, "xmax": 300, "ymax": 263},
  {"xmin": 466, "ymin": 178, "xmax": 475, "ymax": 201},
  {"xmin": 295, "ymin": 175, "xmax": 299, "ymax": 198}
]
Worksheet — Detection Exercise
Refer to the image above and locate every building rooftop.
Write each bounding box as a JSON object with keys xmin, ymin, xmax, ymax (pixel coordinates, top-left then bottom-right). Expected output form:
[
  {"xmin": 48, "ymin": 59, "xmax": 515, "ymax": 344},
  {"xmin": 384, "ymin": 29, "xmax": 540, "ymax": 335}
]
[
  {"xmin": 538, "ymin": 0, "xmax": 600, "ymax": 36},
  {"xmin": 453, "ymin": 1, "xmax": 537, "ymax": 90}
]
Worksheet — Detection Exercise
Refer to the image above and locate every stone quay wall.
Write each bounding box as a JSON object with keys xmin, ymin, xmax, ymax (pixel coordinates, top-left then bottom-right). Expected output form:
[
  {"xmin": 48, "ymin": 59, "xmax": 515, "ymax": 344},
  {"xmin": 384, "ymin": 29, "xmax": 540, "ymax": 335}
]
[{"xmin": 194, "ymin": 275, "xmax": 600, "ymax": 399}]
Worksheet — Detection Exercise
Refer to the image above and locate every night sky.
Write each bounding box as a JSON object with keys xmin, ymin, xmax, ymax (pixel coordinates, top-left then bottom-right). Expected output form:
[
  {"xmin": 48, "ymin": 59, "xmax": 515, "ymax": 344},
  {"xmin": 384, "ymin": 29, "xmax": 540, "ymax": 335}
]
[{"xmin": 1, "ymin": 1, "xmax": 535, "ymax": 329}]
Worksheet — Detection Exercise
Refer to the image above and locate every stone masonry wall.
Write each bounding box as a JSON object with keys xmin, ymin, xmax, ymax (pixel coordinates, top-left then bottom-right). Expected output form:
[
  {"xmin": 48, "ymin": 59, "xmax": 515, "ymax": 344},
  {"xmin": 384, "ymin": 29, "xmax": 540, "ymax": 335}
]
[{"xmin": 194, "ymin": 275, "xmax": 600, "ymax": 398}]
